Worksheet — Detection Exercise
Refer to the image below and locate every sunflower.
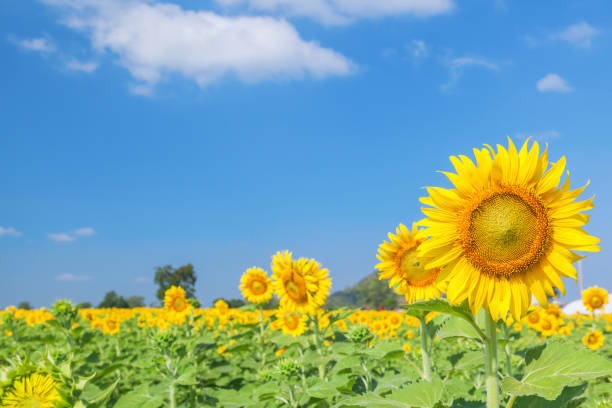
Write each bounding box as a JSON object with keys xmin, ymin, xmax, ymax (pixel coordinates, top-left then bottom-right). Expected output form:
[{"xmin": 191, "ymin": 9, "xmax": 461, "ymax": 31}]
[
  {"xmin": 240, "ymin": 267, "xmax": 273, "ymax": 304},
  {"xmin": 582, "ymin": 330, "xmax": 605, "ymax": 351},
  {"xmin": 582, "ymin": 286, "xmax": 609, "ymax": 312},
  {"xmin": 276, "ymin": 309, "xmax": 307, "ymax": 337},
  {"xmin": 164, "ymin": 286, "xmax": 192, "ymax": 317},
  {"xmin": 1, "ymin": 373, "xmax": 61, "ymax": 408},
  {"xmin": 376, "ymin": 223, "xmax": 442, "ymax": 304},
  {"xmin": 537, "ymin": 314, "xmax": 559, "ymax": 337},
  {"xmin": 102, "ymin": 316, "xmax": 120, "ymax": 335},
  {"xmin": 271, "ymin": 250, "xmax": 331, "ymax": 314},
  {"xmin": 418, "ymin": 138, "xmax": 600, "ymax": 321}
]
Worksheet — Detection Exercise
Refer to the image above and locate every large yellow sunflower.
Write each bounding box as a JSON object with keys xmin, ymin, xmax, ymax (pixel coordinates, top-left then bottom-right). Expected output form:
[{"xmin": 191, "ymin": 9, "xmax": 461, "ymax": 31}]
[
  {"xmin": 271, "ymin": 250, "xmax": 331, "ymax": 314},
  {"xmin": 582, "ymin": 286, "xmax": 609, "ymax": 312},
  {"xmin": 418, "ymin": 138, "xmax": 600, "ymax": 321},
  {"xmin": 1, "ymin": 373, "xmax": 61, "ymax": 408},
  {"xmin": 239, "ymin": 267, "xmax": 273, "ymax": 304},
  {"xmin": 164, "ymin": 285, "xmax": 192, "ymax": 317},
  {"xmin": 376, "ymin": 223, "xmax": 442, "ymax": 303}
]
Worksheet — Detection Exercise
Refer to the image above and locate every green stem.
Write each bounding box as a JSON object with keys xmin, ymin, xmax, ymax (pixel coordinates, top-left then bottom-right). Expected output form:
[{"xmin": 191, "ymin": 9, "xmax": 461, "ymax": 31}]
[
  {"xmin": 312, "ymin": 315, "xmax": 326, "ymax": 379},
  {"xmin": 169, "ymin": 383, "xmax": 176, "ymax": 408},
  {"xmin": 419, "ymin": 316, "xmax": 432, "ymax": 381},
  {"xmin": 484, "ymin": 312, "xmax": 500, "ymax": 408},
  {"xmin": 258, "ymin": 307, "xmax": 266, "ymax": 367},
  {"xmin": 505, "ymin": 395, "xmax": 517, "ymax": 408}
]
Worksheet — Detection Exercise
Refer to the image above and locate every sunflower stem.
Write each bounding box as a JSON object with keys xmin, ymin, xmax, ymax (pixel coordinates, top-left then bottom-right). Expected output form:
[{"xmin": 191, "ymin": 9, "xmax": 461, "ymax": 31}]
[
  {"xmin": 418, "ymin": 316, "xmax": 432, "ymax": 382},
  {"xmin": 258, "ymin": 306, "xmax": 266, "ymax": 367},
  {"xmin": 505, "ymin": 395, "xmax": 517, "ymax": 408},
  {"xmin": 484, "ymin": 312, "xmax": 500, "ymax": 408},
  {"xmin": 169, "ymin": 383, "xmax": 176, "ymax": 408},
  {"xmin": 312, "ymin": 314, "xmax": 326, "ymax": 379}
]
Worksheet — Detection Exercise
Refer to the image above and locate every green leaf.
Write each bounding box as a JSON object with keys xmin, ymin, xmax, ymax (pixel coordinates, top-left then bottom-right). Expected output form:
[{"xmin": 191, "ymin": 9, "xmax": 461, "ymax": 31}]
[
  {"xmin": 174, "ymin": 367, "xmax": 198, "ymax": 385},
  {"xmin": 83, "ymin": 378, "xmax": 119, "ymax": 406},
  {"xmin": 307, "ymin": 379, "xmax": 340, "ymax": 399},
  {"xmin": 512, "ymin": 384, "xmax": 587, "ymax": 408},
  {"xmin": 502, "ymin": 342, "xmax": 612, "ymax": 400},
  {"xmin": 403, "ymin": 299, "xmax": 485, "ymax": 340},
  {"xmin": 113, "ymin": 385, "xmax": 164, "ymax": 408},
  {"xmin": 438, "ymin": 316, "xmax": 484, "ymax": 342},
  {"xmin": 389, "ymin": 379, "xmax": 445, "ymax": 408}
]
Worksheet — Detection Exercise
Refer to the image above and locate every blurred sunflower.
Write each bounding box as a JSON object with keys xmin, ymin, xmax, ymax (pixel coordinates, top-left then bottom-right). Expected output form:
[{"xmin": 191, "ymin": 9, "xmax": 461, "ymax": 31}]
[
  {"xmin": 276, "ymin": 309, "xmax": 307, "ymax": 337},
  {"xmin": 240, "ymin": 267, "xmax": 273, "ymax": 304},
  {"xmin": 1, "ymin": 373, "xmax": 61, "ymax": 408},
  {"xmin": 582, "ymin": 286, "xmax": 609, "ymax": 313},
  {"xmin": 376, "ymin": 223, "xmax": 442, "ymax": 304},
  {"xmin": 271, "ymin": 250, "xmax": 331, "ymax": 314},
  {"xmin": 582, "ymin": 330, "xmax": 605, "ymax": 350},
  {"xmin": 103, "ymin": 316, "xmax": 120, "ymax": 335},
  {"xmin": 164, "ymin": 286, "xmax": 192, "ymax": 317},
  {"xmin": 537, "ymin": 314, "xmax": 559, "ymax": 337},
  {"xmin": 418, "ymin": 138, "xmax": 600, "ymax": 321}
]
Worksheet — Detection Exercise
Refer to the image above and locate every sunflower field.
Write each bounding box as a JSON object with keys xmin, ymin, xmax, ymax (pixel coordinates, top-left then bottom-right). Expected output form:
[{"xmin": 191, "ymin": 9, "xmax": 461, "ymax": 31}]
[{"xmin": 2, "ymin": 138, "xmax": 612, "ymax": 408}]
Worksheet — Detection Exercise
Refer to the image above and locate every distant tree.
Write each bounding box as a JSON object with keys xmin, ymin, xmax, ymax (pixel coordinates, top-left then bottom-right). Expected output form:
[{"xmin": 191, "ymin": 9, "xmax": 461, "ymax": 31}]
[
  {"xmin": 126, "ymin": 296, "xmax": 145, "ymax": 308},
  {"xmin": 78, "ymin": 302, "xmax": 92, "ymax": 309},
  {"xmin": 326, "ymin": 271, "xmax": 400, "ymax": 309},
  {"xmin": 18, "ymin": 301, "xmax": 32, "ymax": 310},
  {"xmin": 154, "ymin": 264, "xmax": 197, "ymax": 302},
  {"xmin": 98, "ymin": 291, "xmax": 129, "ymax": 308}
]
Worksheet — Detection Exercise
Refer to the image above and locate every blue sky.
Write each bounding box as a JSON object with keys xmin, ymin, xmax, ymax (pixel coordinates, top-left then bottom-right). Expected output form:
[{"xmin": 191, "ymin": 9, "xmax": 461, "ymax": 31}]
[{"xmin": 1, "ymin": 0, "xmax": 611, "ymax": 308}]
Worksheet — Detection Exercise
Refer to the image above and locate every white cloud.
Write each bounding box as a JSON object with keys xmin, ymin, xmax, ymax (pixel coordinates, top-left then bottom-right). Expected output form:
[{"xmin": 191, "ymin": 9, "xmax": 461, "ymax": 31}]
[
  {"xmin": 66, "ymin": 58, "xmax": 98, "ymax": 73},
  {"xmin": 536, "ymin": 73, "xmax": 572, "ymax": 93},
  {"xmin": 72, "ymin": 227, "xmax": 96, "ymax": 236},
  {"xmin": 442, "ymin": 56, "xmax": 499, "ymax": 91},
  {"xmin": 0, "ymin": 226, "xmax": 23, "ymax": 237},
  {"xmin": 41, "ymin": 0, "xmax": 354, "ymax": 93},
  {"xmin": 14, "ymin": 37, "xmax": 55, "ymax": 53},
  {"xmin": 408, "ymin": 40, "xmax": 428, "ymax": 59},
  {"xmin": 555, "ymin": 22, "xmax": 598, "ymax": 48},
  {"xmin": 55, "ymin": 273, "xmax": 93, "ymax": 282},
  {"xmin": 48, "ymin": 227, "xmax": 95, "ymax": 242},
  {"xmin": 216, "ymin": 0, "xmax": 454, "ymax": 25},
  {"xmin": 516, "ymin": 130, "xmax": 561, "ymax": 142},
  {"xmin": 135, "ymin": 277, "xmax": 151, "ymax": 283},
  {"xmin": 48, "ymin": 233, "xmax": 75, "ymax": 242}
]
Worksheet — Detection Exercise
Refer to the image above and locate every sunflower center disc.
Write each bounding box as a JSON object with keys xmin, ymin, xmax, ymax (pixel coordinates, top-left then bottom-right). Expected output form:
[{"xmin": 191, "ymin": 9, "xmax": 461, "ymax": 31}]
[
  {"xmin": 251, "ymin": 279, "xmax": 266, "ymax": 295},
  {"xmin": 284, "ymin": 274, "xmax": 308, "ymax": 303},
  {"xmin": 541, "ymin": 320, "xmax": 551, "ymax": 330},
  {"xmin": 399, "ymin": 248, "xmax": 437, "ymax": 287},
  {"xmin": 173, "ymin": 297, "xmax": 186, "ymax": 312},
  {"xmin": 591, "ymin": 296, "xmax": 602, "ymax": 307},
  {"xmin": 285, "ymin": 315, "xmax": 299, "ymax": 330},
  {"xmin": 464, "ymin": 188, "xmax": 549, "ymax": 277}
]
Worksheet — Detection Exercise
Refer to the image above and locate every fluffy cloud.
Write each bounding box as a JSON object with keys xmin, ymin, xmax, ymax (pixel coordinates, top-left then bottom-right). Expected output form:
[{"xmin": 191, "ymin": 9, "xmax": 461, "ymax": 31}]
[
  {"xmin": 48, "ymin": 233, "xmax": 75, "ymax": 242},
  {"xmin": 48, "ymin": 227, "xmax": 96, "ymax": 242},
  {"xmin": 66, "ymin": 59, "xmax": 99, "ymax": 73},
  {"xmin": 55, "ymin": 273, "xmax": 93, "ymax": 282},
  {"xmin": 536, "ymin": 73, "xmax": 572, "ymax": 93},
  {"xmin": 216, "ymin": 0, "xmax": 454, "ymax": 25},
  {"xmin": 14, "ymin": 37, "xmax": 55, "ymax": 53},
  {"xmin": 0, "ymin": 226, "xmax": 22, "ymax": 237},
  {"xmin": 555, "ymin": 22, "xmax": 598, "ymax": 48},
  {"xmin": 408, "ymin": 40, "xmax": 428, "ymax": 59},
  {"xmin": 442, "ymin": 56, "xmax": 498, "ymax": 91},
  {"xmin": 42, "ymin": 0, "xmax": 354, "ymax": 93}
]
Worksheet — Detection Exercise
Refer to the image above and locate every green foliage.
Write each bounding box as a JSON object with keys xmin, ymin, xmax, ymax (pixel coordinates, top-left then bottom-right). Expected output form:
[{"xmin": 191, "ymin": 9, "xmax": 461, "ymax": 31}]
[
  {"xmin": 154, "ymin": 264, "xmax": 197, "ymax": 301},
  {"xmin": 17, "ymin": 301, "xmax": 32, "ymax": 310},
  {"xmin": 326, "ymin": 271, "xmax": 401, "ymax": 309},
  {"xmin": 213, "ymin": 298, "xmax": 245, "ymax": 308},
  {"xmin": 502, "ymin": 341, "xmax": 612, "ymax": 400},
  {"xmin": 98, "ymin": 292, "xmax": 144, "ymax": 308}
]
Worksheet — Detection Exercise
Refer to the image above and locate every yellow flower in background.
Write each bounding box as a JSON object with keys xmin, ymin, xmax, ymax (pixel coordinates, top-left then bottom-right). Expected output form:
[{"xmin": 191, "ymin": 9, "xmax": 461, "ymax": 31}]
[
  {"xmin": 164, "ymin": 286, "xmax": 192, "ymax": 317},
  {"xmin": 275, "ymin": 309, "xmax": 307, "ymax": 337},
  {"xmin": 240, "ymin": 267, "xmax": 273, "ymax": 304},
  {"xmin": 418, "ymin": 138, "xmax": 600, "ymax": 321},
  {"xmin": 402, "ymin": 343, "xmax": 412, "ymax": 353},
  {"xmin": 582, "ymin": 330, "xmax": 605, "ymax": 351},
  {"xmin": 271, "ymin": 250, "xmax": 331, "ymax": 314},
  {"xmin": 582, "ymin": 286, "xmax": 609, "ymax": 312},
  {"xmin": 513, "ymin": 323, "xmax": 523, "ymax": 332},
  {"xmin": 538, "ymin": 314, "xmax": 559, "ymax": 337},
  {"xmin": 102, "ymin": 316, "xmax": 120, "ymax": 335},
  {"xmin": 275, "ymin": 348, "xmax": 287, "ymax": 356},
  {"xmin": 524, "ymin": 308, "xmax": 541, "ymax": 328},
  {"xmin": 1, "ymin": 373, "xmax": 61, "ymax": 408},
  {"xmin": 376, "ymin": 223, "xmax": 442, "ymax": 304}
]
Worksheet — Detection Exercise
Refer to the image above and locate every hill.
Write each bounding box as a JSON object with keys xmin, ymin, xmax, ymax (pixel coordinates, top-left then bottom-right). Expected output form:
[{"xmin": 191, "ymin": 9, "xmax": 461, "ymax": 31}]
[{"xmin": 325, "ymin": 270, "xmax": 403, "ymax": 309}]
